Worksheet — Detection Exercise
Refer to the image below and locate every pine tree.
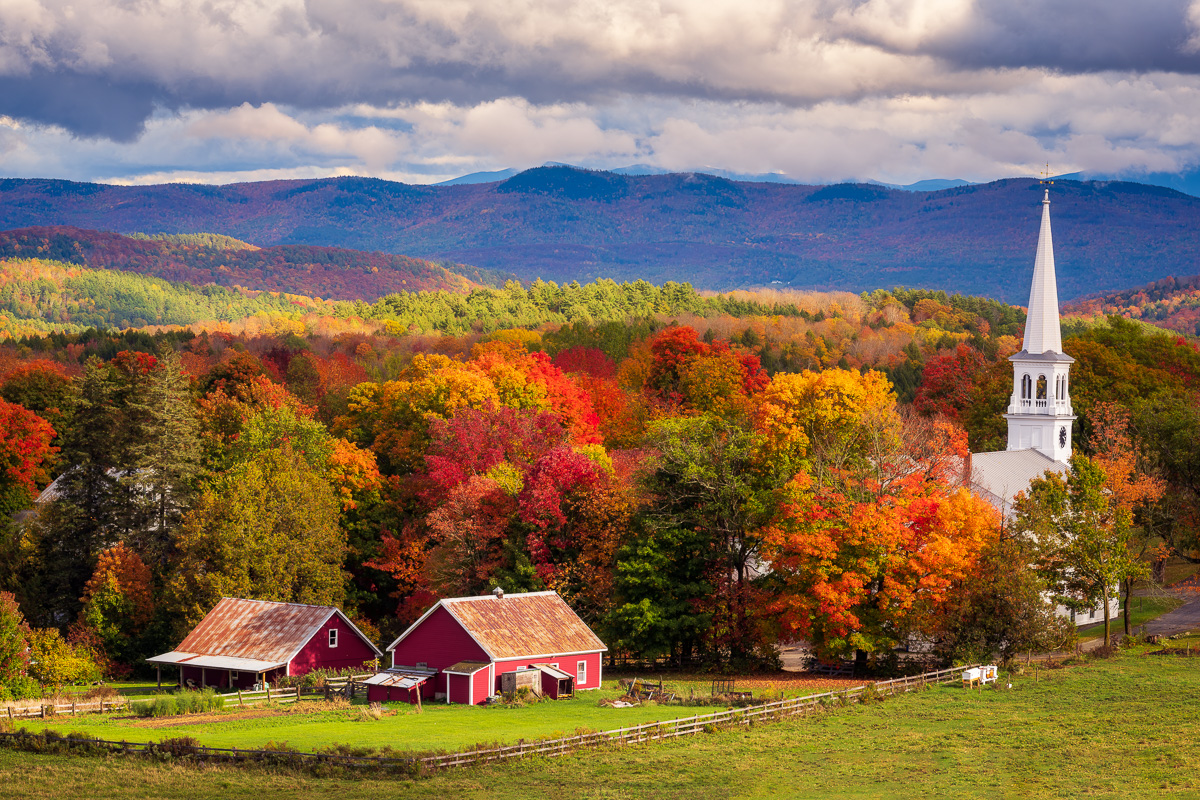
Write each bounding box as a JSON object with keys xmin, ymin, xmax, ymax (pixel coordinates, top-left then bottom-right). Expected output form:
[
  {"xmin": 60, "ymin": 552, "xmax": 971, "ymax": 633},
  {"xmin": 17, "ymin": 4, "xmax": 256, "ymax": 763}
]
[{"xmin": 124, "ymin": 349, "xmax": 200, "ymax": 566}]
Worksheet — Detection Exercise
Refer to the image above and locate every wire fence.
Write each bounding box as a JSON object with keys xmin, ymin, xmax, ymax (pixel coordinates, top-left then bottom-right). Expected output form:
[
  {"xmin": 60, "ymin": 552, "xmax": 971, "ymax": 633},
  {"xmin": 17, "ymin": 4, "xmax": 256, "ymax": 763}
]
[{"xmin": 0, "ymin": 663, "xmax": 979, "ymax": 774}]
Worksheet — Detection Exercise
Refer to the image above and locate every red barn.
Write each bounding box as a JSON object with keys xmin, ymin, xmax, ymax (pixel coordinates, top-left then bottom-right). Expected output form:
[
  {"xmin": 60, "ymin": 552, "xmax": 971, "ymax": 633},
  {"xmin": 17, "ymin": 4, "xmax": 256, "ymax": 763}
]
[
  {"xmin": 148, "ymin": 598, "xmax": 381, "ymax": 690},
  {"xmin": 371, "ymin": 589, "xmax": 606, "ymax": 705}
]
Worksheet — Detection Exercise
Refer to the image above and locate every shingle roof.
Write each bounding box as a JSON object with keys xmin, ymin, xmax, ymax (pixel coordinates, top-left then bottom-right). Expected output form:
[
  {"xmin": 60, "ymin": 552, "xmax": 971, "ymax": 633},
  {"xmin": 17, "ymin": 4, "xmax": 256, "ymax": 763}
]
[
  {"xmin": 160, "ymin": 597, "xmax": 380, "ymax": 667},
  {"xmin": 971, "ymin": 448, "xmax": 1068, "ymax": 516},
  {"xmin": 389, "ymin": 591, "xmax": 606, "ymax": 659}
]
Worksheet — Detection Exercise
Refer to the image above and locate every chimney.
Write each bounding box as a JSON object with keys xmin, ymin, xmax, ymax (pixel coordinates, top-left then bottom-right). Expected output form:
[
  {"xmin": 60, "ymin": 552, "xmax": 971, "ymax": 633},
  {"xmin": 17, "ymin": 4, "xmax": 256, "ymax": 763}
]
[{"xmin": 492, "ymin": 587, "xmax": 504, "ymax": 599}]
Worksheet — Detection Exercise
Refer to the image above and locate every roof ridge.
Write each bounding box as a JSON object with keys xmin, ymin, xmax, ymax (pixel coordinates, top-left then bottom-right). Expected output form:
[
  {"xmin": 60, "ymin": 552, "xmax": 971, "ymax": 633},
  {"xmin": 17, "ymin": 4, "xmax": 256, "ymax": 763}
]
[{"xmin": 443, "ymin": 590, "xmax": 557, "ymax": 602}]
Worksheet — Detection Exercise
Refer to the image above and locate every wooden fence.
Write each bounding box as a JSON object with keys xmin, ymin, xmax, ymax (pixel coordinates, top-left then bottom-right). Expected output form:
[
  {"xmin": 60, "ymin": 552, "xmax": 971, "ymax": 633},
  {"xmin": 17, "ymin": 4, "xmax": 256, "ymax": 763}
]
[
  {"xmin": 3, "ymin": 698, "xmax": 130, "ymax": 721},
  {"xmin": 0, "ymin": 663, "xmax": 979, "ymax": 773},
  {"xmin": 1, "ymin": 675, "xmax": 376, "ymax": 721}
]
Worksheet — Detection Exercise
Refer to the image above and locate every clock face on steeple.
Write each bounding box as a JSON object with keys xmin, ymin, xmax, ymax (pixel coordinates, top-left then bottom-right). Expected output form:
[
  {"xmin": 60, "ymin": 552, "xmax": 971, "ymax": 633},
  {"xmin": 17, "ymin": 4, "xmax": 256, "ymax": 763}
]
[{"xmin": 1059, "ymin": 426, "xmax": 1067, "ymax": 448}]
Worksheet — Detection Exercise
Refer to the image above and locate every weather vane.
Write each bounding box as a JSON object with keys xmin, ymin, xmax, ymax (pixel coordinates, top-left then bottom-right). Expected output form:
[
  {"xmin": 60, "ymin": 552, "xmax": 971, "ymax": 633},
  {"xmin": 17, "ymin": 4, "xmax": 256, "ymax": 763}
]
[{"xmin": 1039, "ymin": 163, "xmax": 1054, "ymax": 185}]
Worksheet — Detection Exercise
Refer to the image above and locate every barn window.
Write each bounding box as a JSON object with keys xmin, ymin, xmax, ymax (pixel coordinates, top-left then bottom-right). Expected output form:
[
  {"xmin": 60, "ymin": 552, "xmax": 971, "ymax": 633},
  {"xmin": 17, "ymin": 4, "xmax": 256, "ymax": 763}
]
[
  {"xmin": 230, "ymin": 671, "xmax": 239, "ymax": 682},
  {"xmin": 577, "ymin": 660, "xmax": 586, "ymax": 685},
  {"xmin": 328, "ymin": 628, "xmax": 338, "ymax": 648}
]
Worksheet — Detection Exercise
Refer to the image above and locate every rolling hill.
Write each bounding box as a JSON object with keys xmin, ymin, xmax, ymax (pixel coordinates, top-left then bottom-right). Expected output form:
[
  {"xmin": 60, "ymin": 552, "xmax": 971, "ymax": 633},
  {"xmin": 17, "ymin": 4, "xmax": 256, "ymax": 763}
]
[
  {"xmin": 0, "ymin": 226, "xmax": 504, "ymax": 302},
  {"xmin": 1065, "ymin": 274, "xmax": 1200, "ymax": 337},
  {"xmin": 2, "ymin": 169, "xmax": 1199, "ymax": 302}
]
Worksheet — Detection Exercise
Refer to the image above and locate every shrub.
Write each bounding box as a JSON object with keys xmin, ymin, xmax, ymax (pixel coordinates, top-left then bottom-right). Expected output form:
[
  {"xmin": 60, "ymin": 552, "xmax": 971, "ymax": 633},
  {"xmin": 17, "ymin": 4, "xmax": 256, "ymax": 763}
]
[
  {"xmin": 156, "ymin": 736, "xmax": 202, "ymax": 757},
  {"xmin": 26, "ymin": 628, "xmax": 101, "ymax": 687},
  {"xmin": 0, "ymin": 676, "xmax": 40, "ymax": 701}
]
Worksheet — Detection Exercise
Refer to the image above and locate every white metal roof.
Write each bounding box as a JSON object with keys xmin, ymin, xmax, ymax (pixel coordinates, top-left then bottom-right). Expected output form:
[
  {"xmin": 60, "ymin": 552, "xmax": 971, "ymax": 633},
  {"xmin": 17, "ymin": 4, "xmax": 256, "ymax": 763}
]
[
  {"xmin": 363, "ymin": 672, "xmax": 430, "ymax": 689},
  {"xmin": 534, "ymin": 664, "xmax": 572, "ymax": 681},
  {"xmin": 145, "ymin": 651, "xmax": 285, "ymax": 672},
  {"xmin": 970, "ymin": 448, "xmax": 1068, "ymax": 516}
]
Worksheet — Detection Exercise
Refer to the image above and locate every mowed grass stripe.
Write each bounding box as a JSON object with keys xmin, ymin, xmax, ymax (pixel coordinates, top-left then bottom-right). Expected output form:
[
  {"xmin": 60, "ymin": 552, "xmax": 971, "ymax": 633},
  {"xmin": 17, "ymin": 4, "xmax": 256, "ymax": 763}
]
[{"xmin": 4, "ymin": 652, "xmax": 1199, "ymax": 799}]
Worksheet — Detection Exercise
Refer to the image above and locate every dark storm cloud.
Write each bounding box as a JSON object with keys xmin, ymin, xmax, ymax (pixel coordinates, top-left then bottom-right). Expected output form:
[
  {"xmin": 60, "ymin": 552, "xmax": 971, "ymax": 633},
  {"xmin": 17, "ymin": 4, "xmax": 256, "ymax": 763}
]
[
  {"xmin": 2, "ymin": 0, "xmax": 1200, "ymax": 141},
  {"xmin": 0, "ymin": 68, "xmax": 160, "ymax": 140},
  {"xmin": 898, "ymin": 0, "xmax": 1200, "ymax": 73}
]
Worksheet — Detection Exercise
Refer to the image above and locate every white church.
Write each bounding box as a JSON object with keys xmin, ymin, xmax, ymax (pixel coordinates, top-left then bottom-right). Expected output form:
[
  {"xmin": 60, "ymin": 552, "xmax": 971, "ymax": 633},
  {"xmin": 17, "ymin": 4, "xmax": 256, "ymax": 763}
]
[{"xmin": 969, "ymin": 186, "xmax": 1119, "ymax": 626}]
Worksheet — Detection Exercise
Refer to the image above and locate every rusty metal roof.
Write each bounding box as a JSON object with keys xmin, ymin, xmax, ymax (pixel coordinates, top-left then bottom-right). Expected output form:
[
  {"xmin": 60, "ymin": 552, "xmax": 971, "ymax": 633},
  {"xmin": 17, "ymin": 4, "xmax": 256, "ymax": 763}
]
[
  {"xmin": 166, "ymin": 598, "xmax": 380, "ymax": 666},
  {"xmin": 428, "ymin": 591, "xmax": 606, "ymax": 660},
  {"xmin": 444, "ymin": 661, "xmax": 490, "ymax": 674}
]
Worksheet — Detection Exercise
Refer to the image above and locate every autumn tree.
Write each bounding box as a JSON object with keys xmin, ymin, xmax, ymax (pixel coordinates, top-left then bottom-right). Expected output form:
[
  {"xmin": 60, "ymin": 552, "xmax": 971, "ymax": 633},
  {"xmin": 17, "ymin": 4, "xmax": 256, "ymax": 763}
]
[
  {"xmin": 1090, "ymin": 402, "xmax": 1166, "ymax": 634},
  {"xmin": 0, "ymin": 592, "xmax": 30, "ymax": 684},
  {"xmin": 76, "ymin": 543, "xmax": 155, "ymax": 665},
  {"xmin": 166, "ymin": 446, "xmax": 346, "ymax": 635},
  {"xmin": 934, "ymin": 536, "xmax": 1077, "ymax": 663},
  {"xmin": 758, "ymin": 372, "xmax": 995, "ymax": 670},
  {"xmin": 1014, "ymin": 455, "xmax": 1145, "ymax": 644},
  {"xmin": 0, "ymin": 398, "xmax": 57, "ymax": 516},
  {"xmin": 631, "ymin": 415, "xmax": 779, "ymax": 664}
]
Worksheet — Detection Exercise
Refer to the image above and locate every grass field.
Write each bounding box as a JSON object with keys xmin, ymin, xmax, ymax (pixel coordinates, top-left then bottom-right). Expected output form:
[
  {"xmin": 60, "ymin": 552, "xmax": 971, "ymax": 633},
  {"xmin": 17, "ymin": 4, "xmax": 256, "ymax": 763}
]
[
  {"xmin": 22, "ymin": 675, "xmax": 859, "ymax": 753},
  {"xmin": 3, "ymin": 649, "xmax": 1199, "ymax": 799}
]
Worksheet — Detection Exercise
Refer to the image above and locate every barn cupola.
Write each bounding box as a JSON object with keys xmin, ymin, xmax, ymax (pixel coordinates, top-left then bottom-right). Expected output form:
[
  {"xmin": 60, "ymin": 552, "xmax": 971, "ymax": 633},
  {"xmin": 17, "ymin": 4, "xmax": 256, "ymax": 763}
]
[{"xmin": 1004, "ymin": 186, "xmax": 1076, "ymax": 463}]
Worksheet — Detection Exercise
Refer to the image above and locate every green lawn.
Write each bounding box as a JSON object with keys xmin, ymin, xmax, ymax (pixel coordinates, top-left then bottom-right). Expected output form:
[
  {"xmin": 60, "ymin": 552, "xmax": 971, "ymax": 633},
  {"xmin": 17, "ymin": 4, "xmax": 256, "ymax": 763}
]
[
  {"xmin": 25, "ymin": 684, "xmax": 716, "ymax": 752},
  {"xmin": 27, "ymin": 676, "xmax": 858, "ymax": 753},
  {"xmin": 3, "ymin": 649, "xmax": 1199, "ymax": 799}
]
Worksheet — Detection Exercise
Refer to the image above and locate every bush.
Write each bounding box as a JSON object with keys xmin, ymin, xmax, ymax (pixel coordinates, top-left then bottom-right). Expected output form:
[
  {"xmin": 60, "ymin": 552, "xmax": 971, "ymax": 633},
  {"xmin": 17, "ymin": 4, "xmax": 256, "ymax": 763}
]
[
  {"xmin": 0, "ymin": 676, "xmax": 41, "ymax": 701},
  {"xmin": 156, "ymin": 736, "xmax": 201, "ymax": 757},
  {"xmin": 26, "ymin": 628, "xmax": 101, "ymax": 687}
]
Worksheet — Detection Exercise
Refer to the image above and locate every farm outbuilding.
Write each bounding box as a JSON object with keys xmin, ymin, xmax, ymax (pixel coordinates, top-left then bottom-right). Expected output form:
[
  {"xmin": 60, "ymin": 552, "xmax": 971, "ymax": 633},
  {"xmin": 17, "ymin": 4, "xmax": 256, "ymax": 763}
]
[
  {"xmin": 369, "ymin": 589, "xmax": 606, "ymax": 705},
  {"xmin": 147, "ymin": 598, "xmax": 382, "ymax": 690}
]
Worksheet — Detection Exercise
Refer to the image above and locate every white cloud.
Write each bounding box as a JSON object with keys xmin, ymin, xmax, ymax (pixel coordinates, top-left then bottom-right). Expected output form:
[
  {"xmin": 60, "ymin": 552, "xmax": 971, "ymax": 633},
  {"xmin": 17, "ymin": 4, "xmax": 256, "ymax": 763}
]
[{"xmin": 0, "ymin": 1, "xmax": 1199, "ymax": 184}]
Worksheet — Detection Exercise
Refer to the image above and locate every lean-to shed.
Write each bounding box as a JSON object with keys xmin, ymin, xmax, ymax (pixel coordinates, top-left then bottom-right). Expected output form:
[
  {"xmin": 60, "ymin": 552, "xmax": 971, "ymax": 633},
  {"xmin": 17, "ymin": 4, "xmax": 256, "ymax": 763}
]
[{"xmin": 148, "ymin": 598, "xmax": 381, "ymax": 689}]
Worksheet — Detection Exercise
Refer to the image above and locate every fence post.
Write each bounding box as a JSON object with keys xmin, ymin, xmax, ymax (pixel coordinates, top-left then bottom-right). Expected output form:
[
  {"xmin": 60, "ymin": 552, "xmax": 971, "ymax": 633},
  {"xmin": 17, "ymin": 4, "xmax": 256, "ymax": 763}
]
[
  {"xmin": 266, "ymin": 685, "xmax": 271, "ymax": 702},
  {"xmin": 72, "ymin": 701, "xmax": 76, "ymax": 716}
]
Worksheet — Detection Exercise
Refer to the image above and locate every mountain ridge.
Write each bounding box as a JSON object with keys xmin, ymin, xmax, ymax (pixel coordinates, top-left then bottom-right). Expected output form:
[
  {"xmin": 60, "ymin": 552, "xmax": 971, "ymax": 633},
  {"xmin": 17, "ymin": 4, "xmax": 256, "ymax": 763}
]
[{"xmin": 3, "ymin": 168, "xmax": 1198, "ymax": 303}]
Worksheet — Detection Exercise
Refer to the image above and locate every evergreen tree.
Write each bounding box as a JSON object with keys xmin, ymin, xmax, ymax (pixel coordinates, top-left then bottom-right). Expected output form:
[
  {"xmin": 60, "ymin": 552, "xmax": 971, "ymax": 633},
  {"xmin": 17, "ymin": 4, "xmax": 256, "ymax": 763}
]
[{"xmin": 124, "ymin": 349, "xmax": 201, "ymax": 566}]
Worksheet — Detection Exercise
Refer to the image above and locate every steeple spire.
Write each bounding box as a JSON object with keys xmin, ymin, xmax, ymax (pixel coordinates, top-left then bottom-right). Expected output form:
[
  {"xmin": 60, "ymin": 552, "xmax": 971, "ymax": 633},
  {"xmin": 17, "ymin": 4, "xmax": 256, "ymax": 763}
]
[{"xmin": 1022, "ymin": 189, "xmax": 1063, "ymax": 354}]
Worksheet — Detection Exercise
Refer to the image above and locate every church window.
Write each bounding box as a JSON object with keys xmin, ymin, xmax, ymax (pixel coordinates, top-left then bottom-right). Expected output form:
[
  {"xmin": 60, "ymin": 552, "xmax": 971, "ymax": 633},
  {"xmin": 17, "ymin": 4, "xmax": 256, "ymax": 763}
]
[
  {"xmin": 1036, "ymin": 375, "xmax": 1047, "ymax": 400},
  {"xmin": 1021, "ymin": 374, "xmax": 1032, "ymax": 399}
]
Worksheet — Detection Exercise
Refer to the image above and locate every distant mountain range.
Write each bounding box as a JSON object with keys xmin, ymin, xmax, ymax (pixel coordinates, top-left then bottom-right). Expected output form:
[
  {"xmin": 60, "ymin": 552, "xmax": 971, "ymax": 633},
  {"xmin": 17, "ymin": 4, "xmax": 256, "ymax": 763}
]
[
  {"xmin": 3, "ymin": 168, "xmax": 1200, "ymax": 303},
  {"xmin": 437, "ymin": 163, "xmax": 975, "ymax": 192}
]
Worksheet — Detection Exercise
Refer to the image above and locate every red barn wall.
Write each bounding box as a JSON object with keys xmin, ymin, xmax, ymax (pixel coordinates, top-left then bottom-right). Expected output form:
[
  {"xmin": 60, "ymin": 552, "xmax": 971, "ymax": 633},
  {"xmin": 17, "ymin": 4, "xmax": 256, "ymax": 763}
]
[
  {"xmin": 491, "ymin": 652, "xmax": 602, "ymax": 692},
  {"xmin": 391, "ymin": 606, "xmax": 489, "ymax": 697},
  {"xmin": 446, "ymin": 672, "xmax": 471, "ymax": 704},
  {"xmin": 289, "ymin": 614, "xmax": 377, "ymax": 677},
  {"xmin": 366, "ymin": 684, "xmax": 421, "ymax": 704},
  {"xmin": 472, "ymin": 668, "xmax": 492, "ymax": 704}
]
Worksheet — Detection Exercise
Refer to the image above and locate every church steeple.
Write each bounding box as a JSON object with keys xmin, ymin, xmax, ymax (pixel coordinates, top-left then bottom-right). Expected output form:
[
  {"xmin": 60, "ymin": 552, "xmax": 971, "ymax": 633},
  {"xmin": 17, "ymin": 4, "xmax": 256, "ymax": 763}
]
[
  {"xmin": 1022, "ymin": 190, "xmax": 1063, "ymax": 354},
  {"xmin": 1004, "ymin": 185, "xmax": 1076, "ymax": 463}
]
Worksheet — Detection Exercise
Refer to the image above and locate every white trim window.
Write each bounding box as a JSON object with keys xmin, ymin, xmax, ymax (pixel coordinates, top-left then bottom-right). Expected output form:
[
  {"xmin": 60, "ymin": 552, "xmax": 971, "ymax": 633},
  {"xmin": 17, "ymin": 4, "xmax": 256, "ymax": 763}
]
[
  {"xmin": 577, "ymin": 659, "xmax": 586, "ymax": 686},
  {"xmin": 328, "ymin": 628, "xmax": 339, "ymax": 648},
  {"xmin": 230, "ymin": 671, "xmax": 239, "ymax": 682}
]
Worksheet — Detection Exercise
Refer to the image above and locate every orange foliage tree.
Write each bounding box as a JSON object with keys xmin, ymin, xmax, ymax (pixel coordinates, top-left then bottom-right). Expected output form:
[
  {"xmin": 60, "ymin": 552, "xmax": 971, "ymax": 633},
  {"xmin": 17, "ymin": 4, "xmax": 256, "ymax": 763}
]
[{"xmin": 761, "ymin": 385, "xmax": 997, "ymax": 667}]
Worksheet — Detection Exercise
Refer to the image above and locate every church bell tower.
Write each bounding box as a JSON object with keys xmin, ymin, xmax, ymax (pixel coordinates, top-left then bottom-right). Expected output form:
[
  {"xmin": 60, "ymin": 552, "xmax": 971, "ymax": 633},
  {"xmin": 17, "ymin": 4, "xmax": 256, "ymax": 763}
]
[{"xmin": 1004, "ymin": 187, "xmax": 1076, "ymax": 463}]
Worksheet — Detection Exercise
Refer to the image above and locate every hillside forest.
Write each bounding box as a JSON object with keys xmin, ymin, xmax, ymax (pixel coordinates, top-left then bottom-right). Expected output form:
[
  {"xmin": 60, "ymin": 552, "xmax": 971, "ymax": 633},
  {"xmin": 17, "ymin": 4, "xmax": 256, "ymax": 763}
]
[{"xmin": 1, "ymin": 260, "xmax": 1199, "ymax": 694}]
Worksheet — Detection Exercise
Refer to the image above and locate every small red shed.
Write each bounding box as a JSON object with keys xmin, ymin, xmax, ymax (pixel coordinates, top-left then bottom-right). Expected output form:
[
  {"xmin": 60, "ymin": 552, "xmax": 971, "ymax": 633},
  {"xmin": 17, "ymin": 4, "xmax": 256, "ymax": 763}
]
[
  {"xmin": 373, "ymin": 589, "xmax": 607, "ymax": 705},
  {"xmin": 148, "ymin": 598, "xmax": 382, "ymax": 690}
]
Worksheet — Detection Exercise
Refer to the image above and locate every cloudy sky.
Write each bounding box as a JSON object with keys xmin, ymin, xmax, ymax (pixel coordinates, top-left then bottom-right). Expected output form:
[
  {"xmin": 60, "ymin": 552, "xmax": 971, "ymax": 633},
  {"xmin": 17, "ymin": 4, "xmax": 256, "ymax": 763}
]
[{"xmin": 2, "ymin": 0, "xmax": 1200, "ymax": 186}]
